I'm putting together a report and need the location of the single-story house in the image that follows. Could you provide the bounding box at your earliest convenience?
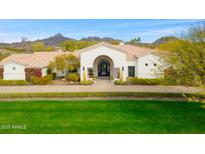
[0,42,163,81]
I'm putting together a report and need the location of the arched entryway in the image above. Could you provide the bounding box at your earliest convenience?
[93,55,114,77]
[98,59,110,77]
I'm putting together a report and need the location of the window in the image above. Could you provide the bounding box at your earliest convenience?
[145,63,148,66]
[128,66,135,77]
[154,63,157,66]
[13,67,16,70]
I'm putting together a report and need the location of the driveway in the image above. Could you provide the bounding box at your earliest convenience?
[0,79,204,94]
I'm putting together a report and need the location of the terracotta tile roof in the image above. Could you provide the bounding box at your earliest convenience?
[114,44,154,60]
[0,52,78,68]
[0,43,154,68]
[75,42,155,60]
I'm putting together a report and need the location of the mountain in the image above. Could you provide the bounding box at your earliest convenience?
[0,35,179,51]
[152,36,179,45]
[0,34,121,48]
[0,33,74,48]
[80,36,121,42]
[35,33,74,46]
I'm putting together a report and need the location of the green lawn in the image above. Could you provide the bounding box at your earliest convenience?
[0,100,205,134]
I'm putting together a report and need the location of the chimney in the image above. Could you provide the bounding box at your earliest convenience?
[119,41,125,45]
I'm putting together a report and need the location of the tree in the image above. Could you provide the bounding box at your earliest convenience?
[59,40,97,51]
[129,37,141,44]
[182,21,205,43]
[31,42,45,51]
[44,46,55,52]
[158,22,205,86]
[49,54,80,75]
[21,37,28,42]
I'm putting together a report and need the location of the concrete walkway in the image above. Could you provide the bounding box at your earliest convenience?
[0,79,204,94]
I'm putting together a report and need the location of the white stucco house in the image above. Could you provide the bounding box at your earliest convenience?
[0,42,163,81]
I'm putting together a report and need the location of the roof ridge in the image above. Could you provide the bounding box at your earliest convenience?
[75,42,127,54]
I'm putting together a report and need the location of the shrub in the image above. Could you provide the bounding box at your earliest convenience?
[66,73,79,82]
[92,77,97,81]
[83,69,87,82]
[80,80,93,85]
[47,68,52,74]
[119,69,123,81]
[162,79,178,85]
[114,80,128,85]
[51,72,57,79]
[130,78,163,85]
[0,92,204,99]
[31,74,53,85]
[0,80,27,86]
[110,75,114,80]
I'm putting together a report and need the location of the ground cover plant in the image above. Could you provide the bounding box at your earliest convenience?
[0,100,205,134]
[0,80,28,86]
[0,92,205,98]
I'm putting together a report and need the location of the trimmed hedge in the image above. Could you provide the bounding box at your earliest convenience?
[31,74,53,85]
[129,78,163,85]
[127,77,179,86]
[0,92,204,99]
[115,80,128,85]
[0,80,28,86]
[66,73,79,82]
[80,80,93,85]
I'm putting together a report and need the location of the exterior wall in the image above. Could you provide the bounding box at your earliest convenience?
[137,54,162,78]
[3,62,25,80]
[80,46,127,81]
[41,68,48,77]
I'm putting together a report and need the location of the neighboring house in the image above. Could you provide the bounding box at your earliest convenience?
[0,42,163,81]
[0,52,75,81]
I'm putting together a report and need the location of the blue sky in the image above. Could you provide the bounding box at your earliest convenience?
[0,19,203,43]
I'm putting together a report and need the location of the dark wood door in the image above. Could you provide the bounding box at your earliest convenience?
[98,60,110,76]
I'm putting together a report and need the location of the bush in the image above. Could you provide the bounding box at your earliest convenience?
[130,78,163,85]
[115,80,128,85]
[162,79,178,85]
[0,92,204,99]
[51,72,57,79]
[0,80,27,86]
[80,80,93,85]
[46,68,56,79]
[110,75,114,80]
[31,74,53,85]
[66,73,79,82]
[83,69,87,82]
[47,68,52,74]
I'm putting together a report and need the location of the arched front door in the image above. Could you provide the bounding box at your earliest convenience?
[98,59,110,76]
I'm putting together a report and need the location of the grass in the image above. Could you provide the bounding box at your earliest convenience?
[0,92,205,98]
[0,100,205,134]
